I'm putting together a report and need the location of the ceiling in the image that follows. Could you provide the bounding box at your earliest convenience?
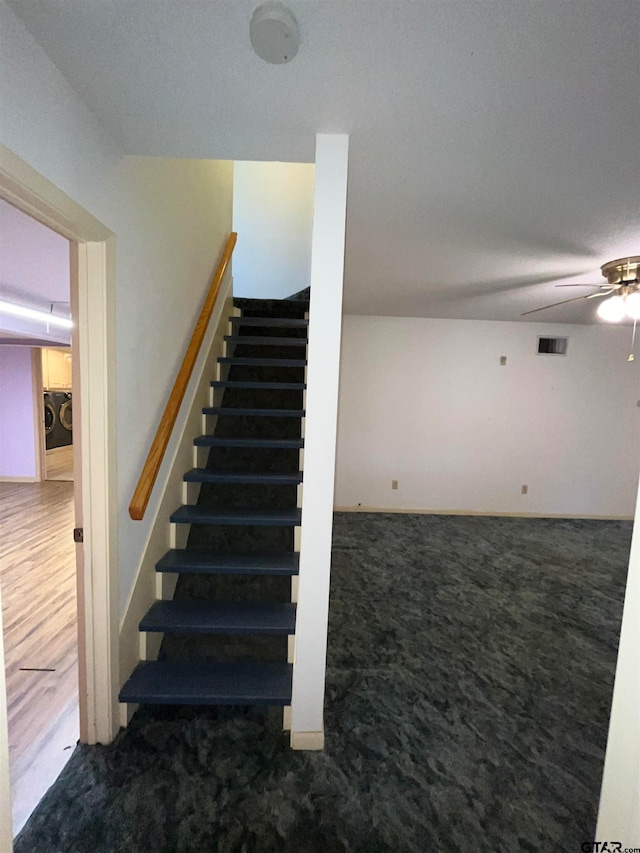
[7,0,640,323]
[0,198,71,344]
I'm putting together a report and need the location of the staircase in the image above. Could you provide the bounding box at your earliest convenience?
[119,296,308,710]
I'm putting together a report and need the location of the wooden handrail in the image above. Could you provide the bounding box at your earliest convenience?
[129,232,237,520]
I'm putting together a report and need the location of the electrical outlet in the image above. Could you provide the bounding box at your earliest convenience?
[392,480,398,490]
[500,356,507,366]
[521,484,528,495]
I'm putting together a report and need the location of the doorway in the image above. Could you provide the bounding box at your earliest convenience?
[0,144,119,840]
[0,200,78,833]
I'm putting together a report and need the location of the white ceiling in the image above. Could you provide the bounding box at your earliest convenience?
[7,0,640,323]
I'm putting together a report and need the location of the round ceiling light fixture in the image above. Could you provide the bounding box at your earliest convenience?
[250,2,300,64]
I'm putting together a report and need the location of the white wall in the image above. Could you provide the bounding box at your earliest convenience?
[0,346,37,480]
[335,316,639,517]
[597,472,640,844]
[232,161,314,300]
[291,134,349,746]
[0,1,234,615]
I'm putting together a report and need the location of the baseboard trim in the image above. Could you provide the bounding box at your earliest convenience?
[334,506,633,521]
[290,729,324,751]
[119,703,138,729]
[0,475,37,483]
[282,706,292,731]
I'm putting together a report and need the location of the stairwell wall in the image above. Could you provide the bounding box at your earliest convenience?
[232,161,315,300]
[0,1,234,617]
[335,316,639,517]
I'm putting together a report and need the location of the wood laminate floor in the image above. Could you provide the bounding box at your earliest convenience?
[45,445,74,481]
[0,480,79,835]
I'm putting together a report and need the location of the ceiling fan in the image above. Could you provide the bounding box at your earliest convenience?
[522,255,640,361]
[522,256,640,320]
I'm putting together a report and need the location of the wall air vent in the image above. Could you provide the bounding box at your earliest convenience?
[537,336,568,355]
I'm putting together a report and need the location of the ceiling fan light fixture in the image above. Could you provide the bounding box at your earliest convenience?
[597,295,626,323]
[624,291,640,321]
[0,298,73,329]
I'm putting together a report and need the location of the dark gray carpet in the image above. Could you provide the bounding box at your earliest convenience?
[15,513,631,852]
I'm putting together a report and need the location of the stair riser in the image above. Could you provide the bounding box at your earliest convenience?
[227,365,306,384]
[234,326,308,339]
[218,389,304,409]
[228,345,307,361]
[203,445,302,473]
[231,316,308,329]
[219,358,307,368]
[172,572,292,604]
[160,634,289,663]
[192,482,299,509]
[187,523,295,554]
[205,416,303,440]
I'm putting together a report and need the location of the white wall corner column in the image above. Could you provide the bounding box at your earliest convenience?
[290,133,349,749]
[596,472,640,845]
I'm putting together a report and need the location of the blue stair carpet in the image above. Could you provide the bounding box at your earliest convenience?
[119,661,293,705]
[155,549,299,575]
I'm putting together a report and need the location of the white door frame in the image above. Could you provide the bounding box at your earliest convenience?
[0,145,119,753]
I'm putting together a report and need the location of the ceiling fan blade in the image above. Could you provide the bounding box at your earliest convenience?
[522,289,616,316]
[521,294,594,316]
[586,289,616,299]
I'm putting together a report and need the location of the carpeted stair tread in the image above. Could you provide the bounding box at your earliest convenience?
[193,436,304,449]
[170,505,302,526]
[230,316,308,328]
[139,600,296,634]
[184,468,302,485]
[225,335,308,347]
[203,407,305,418]
[156,550,300,575]
[219,357,307,367]
[211,380,306,390]
[118,661,292,705]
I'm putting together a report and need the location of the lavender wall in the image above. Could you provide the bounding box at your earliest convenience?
[0,346,37,480]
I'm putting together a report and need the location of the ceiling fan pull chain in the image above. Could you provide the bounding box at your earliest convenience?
[629,319,637,363]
